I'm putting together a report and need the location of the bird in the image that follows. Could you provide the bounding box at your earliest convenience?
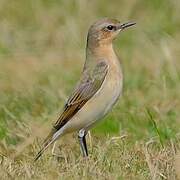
[34,18,136,161]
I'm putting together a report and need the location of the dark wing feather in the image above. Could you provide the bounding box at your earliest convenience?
[53,60,108,130]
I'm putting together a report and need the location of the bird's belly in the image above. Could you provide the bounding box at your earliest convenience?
[63,72,122,133]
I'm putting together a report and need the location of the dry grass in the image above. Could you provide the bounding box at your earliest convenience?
[0,135,179,179]
[0,0,180,179]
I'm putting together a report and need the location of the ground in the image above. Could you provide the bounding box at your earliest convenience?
[0,0,180,179]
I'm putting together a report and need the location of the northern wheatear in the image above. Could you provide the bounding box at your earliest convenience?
[34,18,135,161]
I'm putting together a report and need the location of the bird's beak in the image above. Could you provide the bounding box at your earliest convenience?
[117,22,136,30]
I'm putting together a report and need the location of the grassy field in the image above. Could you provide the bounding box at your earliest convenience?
[0,0,180,179]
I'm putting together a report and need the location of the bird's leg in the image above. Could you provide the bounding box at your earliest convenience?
[78,129,88,157]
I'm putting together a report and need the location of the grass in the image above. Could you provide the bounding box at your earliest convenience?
[0,0,180,179]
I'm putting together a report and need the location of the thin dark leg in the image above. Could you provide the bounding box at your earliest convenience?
[78,129,88,157]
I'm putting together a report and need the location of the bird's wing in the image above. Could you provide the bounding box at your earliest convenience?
[34,61,108,161]
[54,60,108,130]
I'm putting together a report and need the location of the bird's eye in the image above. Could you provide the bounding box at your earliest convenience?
[107,25,114,31]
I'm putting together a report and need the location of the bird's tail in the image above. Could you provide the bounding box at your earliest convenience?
[34,128,58,162]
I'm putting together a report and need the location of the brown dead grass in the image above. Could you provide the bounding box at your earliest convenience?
[0,134,179,180]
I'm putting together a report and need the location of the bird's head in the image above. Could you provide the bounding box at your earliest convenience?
[87,18,136,46]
